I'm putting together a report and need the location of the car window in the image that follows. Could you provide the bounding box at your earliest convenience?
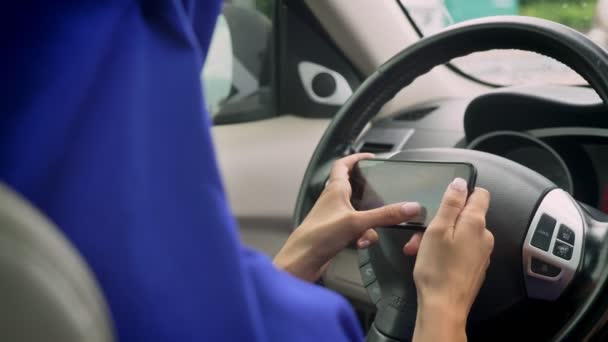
[202,0,275,123]
[203,0,362,124]
[401,0,607,85]
[203,14,233,114]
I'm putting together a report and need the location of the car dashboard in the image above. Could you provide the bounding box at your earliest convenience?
[331,84,608,321]
[356,85,608,213]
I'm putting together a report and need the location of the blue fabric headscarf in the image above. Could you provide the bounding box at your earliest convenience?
[2,1,363,341]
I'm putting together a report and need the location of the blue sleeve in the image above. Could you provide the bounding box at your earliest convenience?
[0,1,364,341]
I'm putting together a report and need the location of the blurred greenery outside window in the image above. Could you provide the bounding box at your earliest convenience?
[402,0,607,85]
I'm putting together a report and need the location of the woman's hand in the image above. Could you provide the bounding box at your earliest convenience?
[405,179,494,342]
[273,153,422,282]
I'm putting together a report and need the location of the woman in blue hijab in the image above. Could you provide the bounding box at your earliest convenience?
[3,1,493,341]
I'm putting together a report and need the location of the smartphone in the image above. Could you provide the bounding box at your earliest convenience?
[350,159,477,229]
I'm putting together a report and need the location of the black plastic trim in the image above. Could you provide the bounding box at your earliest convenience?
[464,88,608,140]
[276,0,363,118]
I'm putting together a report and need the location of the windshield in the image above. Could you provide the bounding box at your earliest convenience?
[400,0,607,85]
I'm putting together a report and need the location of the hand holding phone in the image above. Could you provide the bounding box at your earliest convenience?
[350,159,477,229]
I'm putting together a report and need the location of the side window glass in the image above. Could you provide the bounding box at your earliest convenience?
[202,14,233,115]
[202,1,275,124]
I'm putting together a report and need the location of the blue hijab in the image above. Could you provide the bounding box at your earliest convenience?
[2,1,363,341]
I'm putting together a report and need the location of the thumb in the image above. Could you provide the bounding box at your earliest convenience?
[353,202,422,233]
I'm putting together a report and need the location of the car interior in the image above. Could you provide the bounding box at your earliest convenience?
[5,0,608,341]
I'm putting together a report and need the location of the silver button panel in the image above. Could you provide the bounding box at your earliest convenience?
[522,189,585,300]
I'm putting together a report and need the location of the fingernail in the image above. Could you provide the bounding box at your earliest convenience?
[359,239,370,248]
[450,177,467,192]
[401,202,421,216]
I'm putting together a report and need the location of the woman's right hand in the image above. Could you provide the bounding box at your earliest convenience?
[405,178,494,342]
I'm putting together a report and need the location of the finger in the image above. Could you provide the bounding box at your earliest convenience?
[482,230,494,270]
[329,153,375,181]
[353,202,421,233]
[484,229,495,253]
[403,233,423,256]
[455,188,491,236]
[463,187,490,215]
[429,177,468,231]
[357,229,378,249]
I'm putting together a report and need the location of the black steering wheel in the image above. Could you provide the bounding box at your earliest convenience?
[294,16,608,341]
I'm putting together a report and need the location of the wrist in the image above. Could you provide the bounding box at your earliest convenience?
[413,301,467,342]
[273,240,322,282]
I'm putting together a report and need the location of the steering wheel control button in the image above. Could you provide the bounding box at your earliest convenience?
[530,214,557,251]
[367,281,382,304]
[553,241,573,260]
[523,189,584,301]
[360,263,376,286]
[557,224,575,245]
[530,257,561,278]
[358,248,370,266]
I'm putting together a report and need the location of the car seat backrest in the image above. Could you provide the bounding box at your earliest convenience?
[0,183,114,342]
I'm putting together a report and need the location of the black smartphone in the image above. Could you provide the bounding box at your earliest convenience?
[350,159,477,229]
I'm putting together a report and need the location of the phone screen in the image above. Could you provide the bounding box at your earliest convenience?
[350,159,476,227]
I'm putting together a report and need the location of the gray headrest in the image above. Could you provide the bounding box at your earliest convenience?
[0,183,114,342]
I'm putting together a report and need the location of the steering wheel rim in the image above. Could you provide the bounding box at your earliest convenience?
[294,16,608,341]
[295,16,608,225]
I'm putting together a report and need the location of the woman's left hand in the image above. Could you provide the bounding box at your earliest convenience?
[273,153,421,282]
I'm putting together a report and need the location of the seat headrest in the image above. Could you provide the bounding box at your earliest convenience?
[0,183,114,342]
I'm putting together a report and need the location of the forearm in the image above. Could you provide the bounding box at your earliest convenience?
[413,303,467,342]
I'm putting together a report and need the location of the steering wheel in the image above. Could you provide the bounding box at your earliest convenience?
[294,16,608,341]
